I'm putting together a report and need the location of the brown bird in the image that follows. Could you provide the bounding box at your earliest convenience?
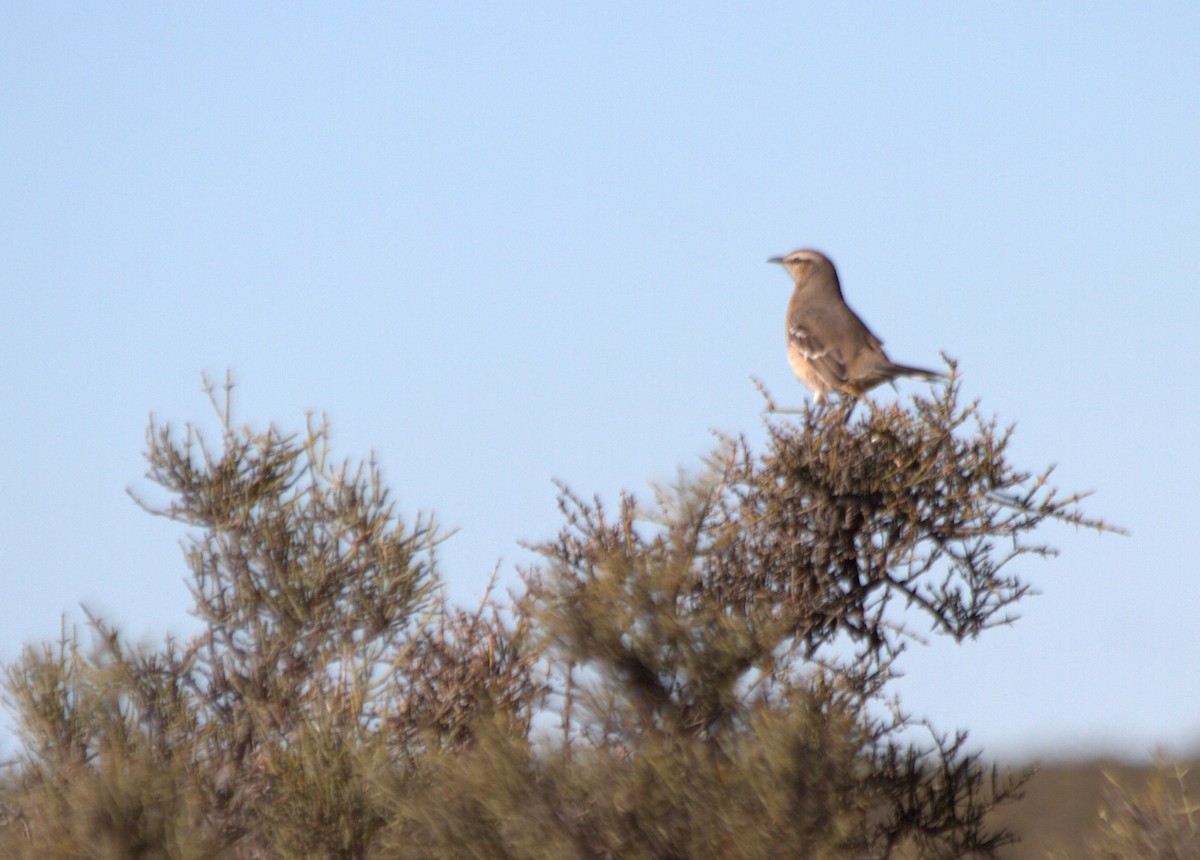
[769,249,943,402]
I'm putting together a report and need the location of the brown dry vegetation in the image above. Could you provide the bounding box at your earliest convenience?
[993,758,1200,859]
[1,371,1173,859]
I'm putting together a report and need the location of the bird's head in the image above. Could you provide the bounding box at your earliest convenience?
[768,249,837,288]
[768,248,831,272]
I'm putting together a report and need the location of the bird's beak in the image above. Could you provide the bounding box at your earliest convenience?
[767,256,784,265]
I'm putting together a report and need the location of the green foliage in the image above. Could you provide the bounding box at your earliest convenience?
[0,375,1121,858]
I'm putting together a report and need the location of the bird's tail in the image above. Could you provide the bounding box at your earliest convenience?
[887,362,945,381]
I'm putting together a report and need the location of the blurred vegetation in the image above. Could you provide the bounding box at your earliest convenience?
[995,759,1200,859]
[0,372,1164,859]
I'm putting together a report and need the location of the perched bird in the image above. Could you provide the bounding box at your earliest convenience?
[769,249,943,402]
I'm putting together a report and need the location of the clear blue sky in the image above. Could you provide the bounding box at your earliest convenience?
[2,3,1197,762]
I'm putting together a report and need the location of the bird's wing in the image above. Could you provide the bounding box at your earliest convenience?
[788,319,850,386]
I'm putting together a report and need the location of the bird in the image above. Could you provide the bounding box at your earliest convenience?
[768,249,943,403]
